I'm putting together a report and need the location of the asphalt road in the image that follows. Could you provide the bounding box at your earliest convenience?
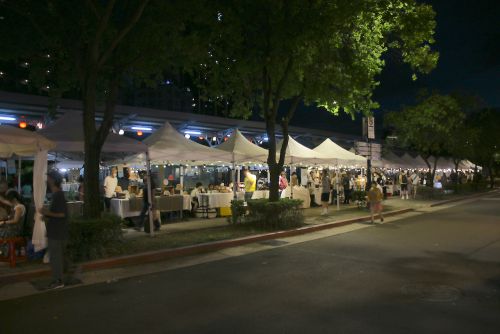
[1,195,500,334]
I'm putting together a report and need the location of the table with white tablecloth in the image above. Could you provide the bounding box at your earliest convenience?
[111,195,191,219]
[235,190,270,201]
[62,183,79,192]
[198,193,234,209]
[280,186,311,208]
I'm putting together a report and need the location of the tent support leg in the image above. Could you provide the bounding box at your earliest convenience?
[146,151,154,237]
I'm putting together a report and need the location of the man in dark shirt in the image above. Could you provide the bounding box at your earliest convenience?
[39,170,68,290]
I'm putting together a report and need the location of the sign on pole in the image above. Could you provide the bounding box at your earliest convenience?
[362,117,375,139]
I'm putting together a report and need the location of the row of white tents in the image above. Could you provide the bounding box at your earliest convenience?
[0,113,478,242]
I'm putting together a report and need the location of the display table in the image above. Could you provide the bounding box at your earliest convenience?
[198,193,233,209]
[280,186,311,208]
[111,195,191,219]
[234,190,269,201]
[252,190,270,199]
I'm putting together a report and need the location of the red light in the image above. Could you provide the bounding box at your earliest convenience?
[19,121,27,129]
[137,130,143,136]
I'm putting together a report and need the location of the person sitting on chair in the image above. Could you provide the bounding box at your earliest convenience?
[0,191,26,255]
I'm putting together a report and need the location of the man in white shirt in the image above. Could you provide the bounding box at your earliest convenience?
[103,168,118,211]
[410,171,420,199]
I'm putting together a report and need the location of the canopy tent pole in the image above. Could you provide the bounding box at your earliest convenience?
[17,157,22,192]
[180,165,184,190]
[336,166,340,211]
[145,151,155,237]
[236,165,241,189]
[232,153,237,199]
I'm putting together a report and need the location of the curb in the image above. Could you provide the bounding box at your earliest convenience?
[0,208,413,285]
[429,189,498,207]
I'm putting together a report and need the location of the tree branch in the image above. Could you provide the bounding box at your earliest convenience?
[95,0,117,48]
[98,0,150,67]
[86,0,101,19]
[1,3,49,43]
[96,72,120,148]
[271,56,294,116]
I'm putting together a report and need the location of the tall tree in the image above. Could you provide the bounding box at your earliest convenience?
[0,0,199,217]
[200,0,438,201]
[385,93,465,183]
[468,108,500,188]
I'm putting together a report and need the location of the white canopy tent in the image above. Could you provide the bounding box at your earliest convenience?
[313,138,367,167]
[140,122,231,164]
[39,112,147,155]
[0,125,56,252]
[276,136,331,165]
[216,129,268,164]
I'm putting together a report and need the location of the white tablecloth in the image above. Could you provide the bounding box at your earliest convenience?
[252,190,269,199]
[62,183,79,192]
[198,193,234,208]
[182,194,191,210]
[111,195,191,219]
[111,198,141,219]
[280,186,311,208]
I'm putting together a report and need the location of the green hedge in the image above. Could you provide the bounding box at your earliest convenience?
[67,213,123,262]
[416,186,445,200]
[229,200,246,224]
[443,182,488,194]
[246,198,304,230]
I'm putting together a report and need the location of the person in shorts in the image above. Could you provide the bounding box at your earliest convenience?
[367,182,384,224]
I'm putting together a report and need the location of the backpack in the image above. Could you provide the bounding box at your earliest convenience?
[402,175,408,184]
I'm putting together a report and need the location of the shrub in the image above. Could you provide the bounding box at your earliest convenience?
[351,190,367,202]
[246,198,304,230]
[444,182,488,194]
[416,186,445,200]
[67,213,123,262]
[229,200,246,224]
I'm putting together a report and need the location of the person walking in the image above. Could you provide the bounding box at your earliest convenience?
[399,171,409,200]
[367,182,384,224]
[320,169,331,215]
[243,169,256,201]
[39,171,68,290]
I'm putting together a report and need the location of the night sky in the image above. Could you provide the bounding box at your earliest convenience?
[291,0,500,137]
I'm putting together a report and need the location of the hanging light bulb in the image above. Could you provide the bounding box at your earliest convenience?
[137,130,143,136]
[19,121,27,129]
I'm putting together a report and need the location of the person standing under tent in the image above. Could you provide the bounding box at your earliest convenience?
[320,169,331,215]
[410,171,420,199]
[39,171,68,290]
[342,173,352,204]
[279,171,288,195]
[243,169,256,201]
[103,168,118,211]
[367,182,384,224]
[399,171,409,200]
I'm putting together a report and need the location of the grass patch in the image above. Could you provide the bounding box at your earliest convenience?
[105,224,275,258]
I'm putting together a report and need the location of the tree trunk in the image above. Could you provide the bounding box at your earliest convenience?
[83,142,102,218]
[82,70,102,219]
[487,165,494,189]
[266,115,280,202]
[431,156,439,186]
[454,159,460,186]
